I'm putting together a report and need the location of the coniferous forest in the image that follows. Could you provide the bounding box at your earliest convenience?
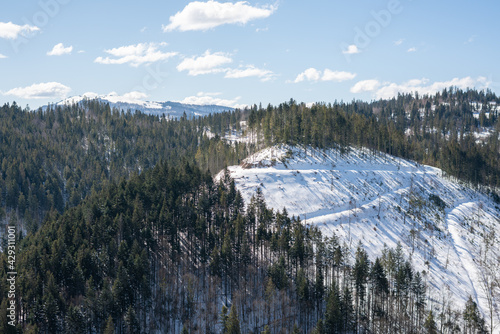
[0,88,499,333]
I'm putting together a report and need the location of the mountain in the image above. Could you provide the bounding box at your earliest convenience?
[43,93,235,118]
[220,144,500,327]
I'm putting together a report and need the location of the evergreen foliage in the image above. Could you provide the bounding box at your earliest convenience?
[0,89,498,332]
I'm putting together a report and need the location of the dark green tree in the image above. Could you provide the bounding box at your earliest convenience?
[225,304,241,334]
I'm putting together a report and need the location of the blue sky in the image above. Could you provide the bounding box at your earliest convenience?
[0,0,499,109]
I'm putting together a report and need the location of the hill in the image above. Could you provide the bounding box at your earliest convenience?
[222,144,500,329]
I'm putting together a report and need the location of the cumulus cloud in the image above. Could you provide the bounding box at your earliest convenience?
[0,54,7,59]
[342,44,359,54]
[0,21,39,39]
[177,50,232,75]
[95,42,177,67]
[293,68,322,83]
[177,50,274,81]
[293,68,356,83]
[103,91,150,104]
[163,1,276,32]
[3,82,71,100]
[350,79,381,93]
[47,43,73,56]
[373,76,490,100]
[322,69,357,82]
[178,92,246,108]
[407,47,417,52]
[394,39,404,46]
[224,65,274,81]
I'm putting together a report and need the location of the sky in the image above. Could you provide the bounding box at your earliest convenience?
[0,0,499,109]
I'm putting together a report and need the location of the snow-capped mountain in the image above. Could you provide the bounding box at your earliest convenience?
[221,144,500,328]
[43,93,234,118]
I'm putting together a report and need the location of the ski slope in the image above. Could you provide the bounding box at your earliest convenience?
[221,144,500,330]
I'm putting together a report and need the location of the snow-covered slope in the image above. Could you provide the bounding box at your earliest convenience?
[43,94,234,118]
[222,144,500,328]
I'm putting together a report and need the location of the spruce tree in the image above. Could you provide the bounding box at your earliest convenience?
[220,305,228,333]
[225,304,241,334]
[423,311,437,334]
[125,306,140,334]
[103,316,115,334]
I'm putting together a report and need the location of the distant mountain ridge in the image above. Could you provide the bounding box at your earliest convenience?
[43,94,235,118]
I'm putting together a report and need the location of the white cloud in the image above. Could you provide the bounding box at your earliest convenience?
[178,92,245,108]
[373,76,490,100]
[95,42,177,67]
[224,65,274,81]
[104,91,150,104]
[177,50,232,75]
[0,54,7,59]
[294,68,356,83]
[403,78,429,87]
[163,1,276,32]
[407,47,417,52]
[0,21,39,39]
[47,43,73,56]
[342,44,360,54]
[350,79,381,93]
[394,39,404,46]
[321,69,356,82]
[3,82,71,100]
[293,68,322,83]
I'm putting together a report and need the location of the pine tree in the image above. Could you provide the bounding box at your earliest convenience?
[125,305,140,334]
[103,316,115,334]
[66,305,85,334]
[423,311,437,334]
[463,296,488,334]
[353,244,370,329]
[341,286,355,332]
[225,304,241,334]
[220,305,228,333]
[312,319,325,334]
[325,284,342,333]
[291,323,302,334]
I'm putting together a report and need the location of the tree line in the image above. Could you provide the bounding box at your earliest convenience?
[0,163,488,333]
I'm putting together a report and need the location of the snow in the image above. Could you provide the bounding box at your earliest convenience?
[204,121,254,145]
[42,94,234,118]
[220,144,500,329]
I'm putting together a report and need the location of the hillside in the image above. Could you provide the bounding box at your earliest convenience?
[2,91,500,332]
[222,144,500,329]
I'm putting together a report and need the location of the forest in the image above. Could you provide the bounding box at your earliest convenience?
[0,88,498,333]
